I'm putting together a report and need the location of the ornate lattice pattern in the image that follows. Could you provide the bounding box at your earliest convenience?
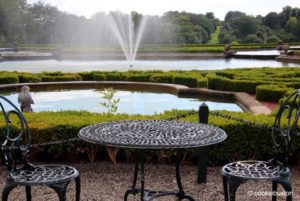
[11,165,78,185]
[79,120,227,149]
[222,161,289,180]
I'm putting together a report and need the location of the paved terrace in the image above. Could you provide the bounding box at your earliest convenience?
[1,162,299,200]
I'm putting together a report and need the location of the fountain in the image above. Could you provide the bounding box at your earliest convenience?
[107,12,147,67]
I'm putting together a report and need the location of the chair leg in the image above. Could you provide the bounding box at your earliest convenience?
[75,175,81,201]
[278,180,293,201]
[223,176,229,201]
[272,181,278,201]
[228,179,243,201]
[2,183,16,201]
[49,181,70,201]
[26,186,32,201]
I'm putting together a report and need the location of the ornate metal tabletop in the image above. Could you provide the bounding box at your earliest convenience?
[78,120,227,149]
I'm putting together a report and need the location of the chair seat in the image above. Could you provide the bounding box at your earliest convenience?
[10,164,79,185]
[222,160,290,180]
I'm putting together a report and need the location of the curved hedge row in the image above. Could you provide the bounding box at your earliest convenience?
[256,85,293,102]
[1,110,299,165]
[0,70,208,88]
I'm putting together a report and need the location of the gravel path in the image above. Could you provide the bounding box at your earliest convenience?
[0,162,299,201]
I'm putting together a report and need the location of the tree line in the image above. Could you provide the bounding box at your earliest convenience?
[0,0,299,45]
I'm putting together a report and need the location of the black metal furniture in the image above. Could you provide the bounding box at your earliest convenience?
[79,119,227,201]
[0,96,80,201]
[222,89,300,201]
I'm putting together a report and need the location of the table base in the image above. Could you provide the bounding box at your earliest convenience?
[124,150,195,201]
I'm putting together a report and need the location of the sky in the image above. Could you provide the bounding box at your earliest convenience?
[27,0,300,20]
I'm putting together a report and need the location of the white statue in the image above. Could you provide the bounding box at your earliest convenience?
[18,86,34,112]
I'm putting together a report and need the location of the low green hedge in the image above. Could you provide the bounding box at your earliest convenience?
[105,72,123,81]
[79,72,94,81]
[0,73,19,84]
[256,85,293,102]
[19,74,41,83]
[149,74,172,83]
[173,75,198,88]
[1,110,299,165]
[126,74,150,82]
[41,75,82,82]
[207,75,263,93]
[93,73,106,81]
[197,78,208,88]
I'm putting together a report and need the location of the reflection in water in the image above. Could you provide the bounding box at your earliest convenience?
[3,89,242,115]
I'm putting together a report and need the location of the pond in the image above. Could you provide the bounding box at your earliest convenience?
[0,58,298,72]
[3,89,243,114]
[234,50,280,55]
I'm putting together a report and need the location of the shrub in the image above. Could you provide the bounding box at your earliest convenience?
[197,78,208,88]
[256,85,290,102]
[105,72,123,81]
[173,76,198,88]
[41,75,82,82]
[1,110,299,165]
[0,73,19,84]
[79,72,94,81]
[126,74,150,82]
[93,73,106,81]
[207,75,263,93]
[149,74,172,83]
[19,74,41,83]
[41,76,55,82]
[42,71,64,76]
[54,75,82,81]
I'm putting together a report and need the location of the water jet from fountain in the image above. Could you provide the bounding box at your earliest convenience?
[108,12,147,68]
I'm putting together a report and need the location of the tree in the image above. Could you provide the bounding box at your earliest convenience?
[285,16,298,33]
[264,12,280,29]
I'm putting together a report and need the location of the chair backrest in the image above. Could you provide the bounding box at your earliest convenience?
[0,95,31,173]
[272,89,300,164]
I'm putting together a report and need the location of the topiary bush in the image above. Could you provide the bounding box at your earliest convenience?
[79,72,94,81]
[105,72,123,81]
[149,74,172,83]
[0,73,19,84]
[173,75,198,88]
[197,78,208,88]
[256,85,292,102]
[41,75,82,82]
[19,74,41,83]
[93,73,106,81]
[126,74,150,82]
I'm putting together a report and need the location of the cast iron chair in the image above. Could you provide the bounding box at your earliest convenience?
[0,96,80,201]
[222,89,300,201]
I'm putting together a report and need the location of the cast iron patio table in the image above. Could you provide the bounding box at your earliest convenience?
[78,120,227,201]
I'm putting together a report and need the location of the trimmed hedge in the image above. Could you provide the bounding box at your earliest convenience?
[197,78,208,88]
[1,110,299,165]
[19,74,41,83]
[105,72,123,81]
[41,75,82,82]
[173,75,198,88]
[256,85,292,102]
[0,73,19,84]
[149,74,172,83]
[125,74,150,82]
[207,75,264,93]
[93,73,106,81]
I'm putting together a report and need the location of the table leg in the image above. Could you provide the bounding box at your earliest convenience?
[176,150,195,201]
[124,150,195,201]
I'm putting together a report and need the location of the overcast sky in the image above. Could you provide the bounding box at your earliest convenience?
[27,0,300,20]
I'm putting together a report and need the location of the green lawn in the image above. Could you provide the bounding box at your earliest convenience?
[209,26,220,44]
